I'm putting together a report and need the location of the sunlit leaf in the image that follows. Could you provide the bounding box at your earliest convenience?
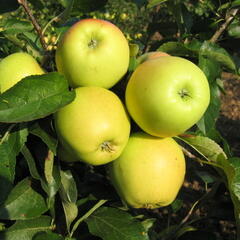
[0,72,75,123]
[0,178,48,220]
[0,216,52,240]
[0,124,28,204]
[85,207,149,240]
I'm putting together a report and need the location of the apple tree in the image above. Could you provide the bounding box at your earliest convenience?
[0,0,239,240]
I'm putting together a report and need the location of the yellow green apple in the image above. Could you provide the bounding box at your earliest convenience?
[0,52,44,93]
[108,132,186,208]
[125,56,210,137]
[54,86,131,166]
[55,18,130,89]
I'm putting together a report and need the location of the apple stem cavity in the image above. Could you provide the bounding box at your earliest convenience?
[88,39,98,49]
[178,88,191,100]
[100,141,115,153]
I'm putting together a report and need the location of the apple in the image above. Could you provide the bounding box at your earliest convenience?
[108,132,185,209]
[0,52,44,93]
[54,86,131,166]
[137,51,169,65]
[125,56,210,137]
[55,18,130,89]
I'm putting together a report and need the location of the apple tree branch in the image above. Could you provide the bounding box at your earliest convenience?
[17,0,48,51]
[210,8,239,43]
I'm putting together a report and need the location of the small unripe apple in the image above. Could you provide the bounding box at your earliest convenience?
[0,52,44,93]
[55,18,130,89]
[54,87,131,166]
[108,132,185,208]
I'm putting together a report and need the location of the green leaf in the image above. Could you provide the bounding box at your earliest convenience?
[21,145,41,180]
[33,231,64,240]
[0,0,19,14]
[206,129,232,158]
[184,136,240,233]
[54,0,74,25]
[41,164,61,220]
[197,54,222,134]
[128,44,139,72]
[195,171,217,185]
[19,32,42,58]
[177,135,240,231]
[27,0,44,9]
[197,82,221,134]
[175,226,197,239]
[232,0,240,7]
[57,0,72,8]
[228,19,240,38]
[141,218,156,232]
[73,0,107,12]
[199,41,236,72]
[0,72,75,123]
[147,0,167,8]
[2,19,33,34]
[62,201,78,233]
[59,170,78,233]
[198,55,221,83]
[70,199,106,237]
[60,170,78,203]
[133,0,147,7]
[171,199,183,213]
[0,178,48,220]
[0,216,52,240]
[158,41,199,57]
[29,121,57,155]
[225,157,240,231]
[85,207,149,240]
[177,135,227,164]
[165,1,192,35]
[0,124,28,204]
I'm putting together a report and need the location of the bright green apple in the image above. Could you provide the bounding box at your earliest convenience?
[108,132,186,209]
[125,56,210,137]
[0,52,44,93]
[54,86,131,166]
[55,18,130,89]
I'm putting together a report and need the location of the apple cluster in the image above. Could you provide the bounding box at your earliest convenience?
[0,18,210,209]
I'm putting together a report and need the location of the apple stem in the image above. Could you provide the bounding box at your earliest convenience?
[100,141,115,153]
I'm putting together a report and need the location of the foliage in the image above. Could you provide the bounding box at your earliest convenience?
[0,0,239,239]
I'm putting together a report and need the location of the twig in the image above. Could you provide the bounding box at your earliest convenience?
[180,199,199,226]
[17,0,48,51]
[69,199,107,238]
[0,124,16,144]
[210,8,239,43]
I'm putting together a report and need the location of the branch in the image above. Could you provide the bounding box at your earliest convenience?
[210,8,239,43]
[18,0,48,51]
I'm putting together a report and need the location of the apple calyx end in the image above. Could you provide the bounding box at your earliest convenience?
[100,141,115,153]
[178,88,191,99]
[88,39,98,49]
[141,203,159,209]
